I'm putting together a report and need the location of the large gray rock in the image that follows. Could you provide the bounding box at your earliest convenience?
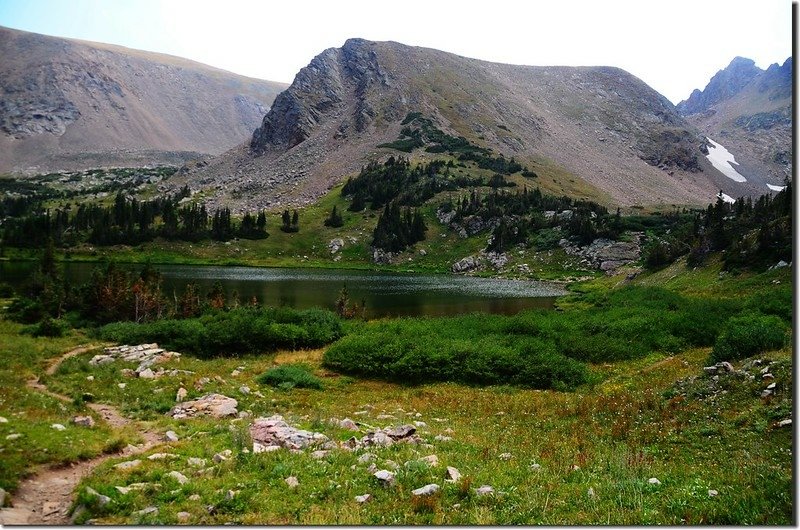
[452,255,482,273]
[249,415,328,450]
[168,394,238,419]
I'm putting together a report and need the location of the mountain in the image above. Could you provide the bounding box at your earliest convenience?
[677,56,792,192]
[176,38,749,211]
[0,26,288,173]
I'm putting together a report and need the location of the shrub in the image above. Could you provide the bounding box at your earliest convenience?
[98,307,342,357]
[257,363,323,390]
[25,316,69,337]
[709,314,789,363]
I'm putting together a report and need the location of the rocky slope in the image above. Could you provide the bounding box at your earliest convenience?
[176,38,749,211]
[677,57,792,192]
[0,26,287,173]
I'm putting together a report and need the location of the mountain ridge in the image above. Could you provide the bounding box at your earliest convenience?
[177,38,748,211]
[0,25,288,173]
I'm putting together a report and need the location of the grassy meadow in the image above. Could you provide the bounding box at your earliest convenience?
[0,259,791,524]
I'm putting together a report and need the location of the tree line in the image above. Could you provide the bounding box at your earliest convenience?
[0,190,271,248]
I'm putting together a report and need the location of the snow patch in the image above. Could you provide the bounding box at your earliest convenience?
[767,184,787,192]
[717,192,736,204]
[705,138,746,183]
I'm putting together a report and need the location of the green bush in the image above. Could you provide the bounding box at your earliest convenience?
[98,307,342,357]
[323,315,590,390]
[257,363,324,390]
[24,316,69,337]
[709,314,789,363]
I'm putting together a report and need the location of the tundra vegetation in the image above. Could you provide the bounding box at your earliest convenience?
[0,139,792,524]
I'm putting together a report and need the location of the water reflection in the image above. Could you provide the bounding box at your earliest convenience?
[1,262,566,318]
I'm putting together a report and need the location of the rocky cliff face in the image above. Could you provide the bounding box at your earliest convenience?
[0,26,288,173]
[677,57,762,116]
[677,56,792,191]
[176,38,754,212]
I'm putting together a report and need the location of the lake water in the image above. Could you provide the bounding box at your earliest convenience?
[0,261,566,318]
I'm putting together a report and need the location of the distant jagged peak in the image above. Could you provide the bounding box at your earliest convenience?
[677,56,763,116]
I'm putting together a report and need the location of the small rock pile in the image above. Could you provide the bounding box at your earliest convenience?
[90,344,183,379]
[168,394,239,419]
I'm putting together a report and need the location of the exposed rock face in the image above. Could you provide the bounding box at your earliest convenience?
[677,57,763,116]
[559,235,642,272]
[168,394,238,419]
[0,26,287,173]
[178,38,731,211]
[677,56,792,190]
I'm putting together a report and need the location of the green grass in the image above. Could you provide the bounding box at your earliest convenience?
[257,363,324,390]
[0,260,792,523]
[0,318,127,491]
[50,343,792,525]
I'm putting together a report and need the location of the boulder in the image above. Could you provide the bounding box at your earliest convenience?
[285,476,299,489]
[168,471,189,485]
[114,459,142,471]
[51,423,66,431]
[168,394,238,419]
[249,415,328,450]
[386,425,416,439]
[475,485,495,496]
[421,455,439,467]
[72,415,95,428]
[412,484,440,496]
[648,477,661,485]
[165,431,179,442]
[339,418,359,431]
[355,493,371,504]
[176,388,187,402]
[445,466,462,483]
[86,487,110,507]
[373,470,395,486]
[187,457,206,468]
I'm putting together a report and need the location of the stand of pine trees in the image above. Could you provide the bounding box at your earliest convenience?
[371,202,427,252]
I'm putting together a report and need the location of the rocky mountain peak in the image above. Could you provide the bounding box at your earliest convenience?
[677,56,763,115]
[250,38,395,154]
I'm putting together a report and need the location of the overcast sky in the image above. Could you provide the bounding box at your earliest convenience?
[0,0,792,104]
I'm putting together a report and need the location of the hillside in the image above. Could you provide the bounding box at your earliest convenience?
[176,38,749,211]
[677,57,792,192]
[0,26,288,173]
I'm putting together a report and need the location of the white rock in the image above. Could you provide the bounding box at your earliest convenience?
[373,470,396,486]
[475,485,494,496]
[168,471,189,485]
[530,463,541,471]
[176,511,191,523]
[225,490,237,500]
[412,484,440,496]
[498,452,512,460]
[86,486,111,507]
[139,368,155,379]
[285,476,299,489]
[355,493,371,503]
[188,494,201,501]
[778,419,792,428]
[114,459,142,470]
[118,383,126,389]
[86,376,94,381]
[147,453,176,461]
[339,418,359,431]
[358,453,377,463]
[51,423,66,431]
[434,435,453,442]
[587,487,596,498]
[165,430,179,442]
[708,489,719,497]
[187,457,206,467]
[413,421,427,428]
[253,442,281,454]
[134,506,158,517]
[445,466,462,483]
[212,452,228,463]
[239,386,250,395]
[0,417,7,423]
[648,477,661,485]
[176,388,187,402]
[421,454,439,467]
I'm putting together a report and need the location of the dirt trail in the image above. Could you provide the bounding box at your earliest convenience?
[0,345,163,525]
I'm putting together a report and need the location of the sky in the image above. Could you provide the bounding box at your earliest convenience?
[0,0,792,104]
